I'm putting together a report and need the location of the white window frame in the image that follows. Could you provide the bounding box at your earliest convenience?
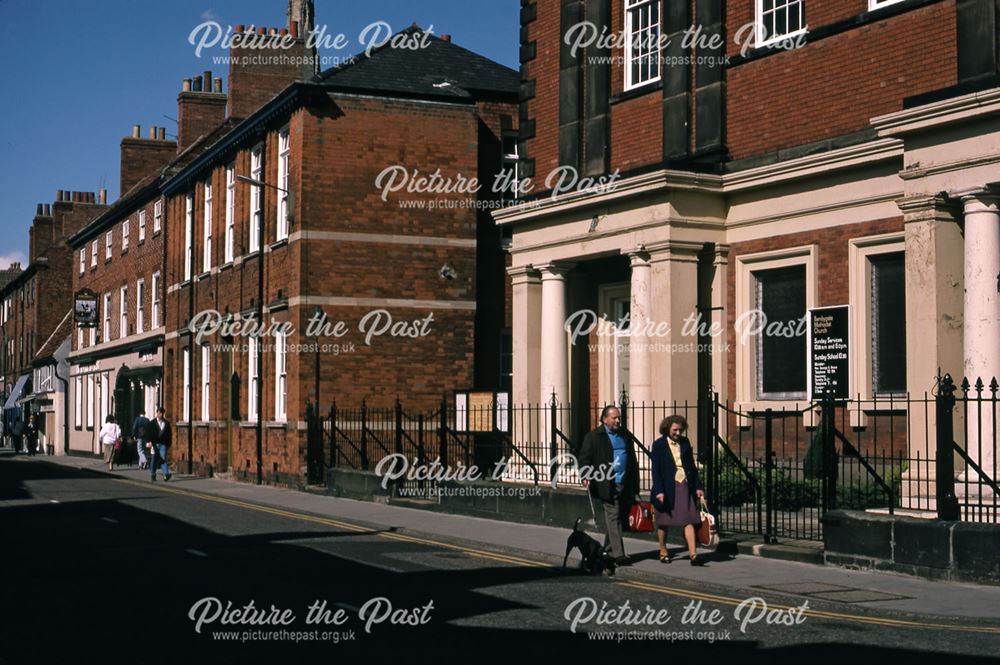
[735,245,818,418]
[136,278,145,334]
[201,344,211,421]
[79,249,85,275]
[869,0,905,9]
[624,0,661,90]
[91,240,98,267]
[848,233,906,425]
[102,292,112,342]
[139,209,146,242]
[182,347,191,422]
[90,326,96,347]
[225,164,235,263]
[203,180,213,272]
[755,0,807,48]
[122,219,130,252]
[248,335,259,422]
[276,128,290,241]
[274,331,287,421]
[151,272,161,329]
[249,146,263,252]
[153,199,162,233]
[119,284,128,338]
[77,327,83,349]
[105,230,113,260]
[184,192,194,281]
[75,376,82,428]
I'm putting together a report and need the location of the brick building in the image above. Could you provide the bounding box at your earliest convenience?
[160,23,518,484]
[1,191,108,449]
[498,0,1000,501]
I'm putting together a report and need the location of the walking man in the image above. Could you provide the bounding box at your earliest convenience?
[150,406,172,482]
[579,406,639,565]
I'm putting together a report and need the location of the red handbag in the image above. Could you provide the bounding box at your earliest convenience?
[627,501,655,533]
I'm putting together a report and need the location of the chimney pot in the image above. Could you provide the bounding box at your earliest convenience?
[203,71,211,91]
[213,77,223,93]
[149,126,157,139]
[279,27,288,36]
[182,78,192,92]
[99,189,107,205]
[236,24,244,33]
[36,204,43,216]
[45,204,50,216]
[159,127,166,140]
[290,21,299,38]
[192,76,203,92]
[56,189,64,201]
[441,34,451,42]
[258,26,266,35]
[132,124,141,139]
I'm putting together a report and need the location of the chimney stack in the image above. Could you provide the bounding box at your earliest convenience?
[99,188,107,205]
[120,122,177,194]
[177,68,227,152]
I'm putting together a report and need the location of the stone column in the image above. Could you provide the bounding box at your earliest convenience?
[625,247,652,409]
[646,241,702,444]
[538,263,571,407]
[710,244,730,407]
[507,265,542,406]
[897,194,964,508]
[956,187,1000,487]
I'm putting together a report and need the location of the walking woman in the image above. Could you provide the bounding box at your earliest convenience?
[650,415,706,566]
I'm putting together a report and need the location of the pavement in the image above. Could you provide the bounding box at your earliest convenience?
[34,453,1000,621]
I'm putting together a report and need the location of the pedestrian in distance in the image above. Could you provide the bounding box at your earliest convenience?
[150,406,172,482]
[579,405,640,566]
[133,412,151,470]
[650,415,706,566]
[99,415,122,471]
[25,413,39,457]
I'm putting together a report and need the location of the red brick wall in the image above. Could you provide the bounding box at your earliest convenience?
[726,0,956,160]
[227,33,311,119]
[165,93,506,483]
[72,196,165,351]
[525,0,958,172]
[725,216,905,406]
[177,91,227,152]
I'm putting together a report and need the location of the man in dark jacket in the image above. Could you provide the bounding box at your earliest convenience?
[579,406,639,564]
[150,406,172,482]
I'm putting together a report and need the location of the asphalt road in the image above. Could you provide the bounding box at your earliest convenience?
[2,458,999,664]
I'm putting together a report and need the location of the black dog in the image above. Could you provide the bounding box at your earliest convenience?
[563,518,616,576]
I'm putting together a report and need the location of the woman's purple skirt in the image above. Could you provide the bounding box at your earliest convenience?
[654,481,701,527]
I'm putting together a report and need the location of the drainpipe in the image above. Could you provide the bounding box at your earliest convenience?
[53,361,69,455]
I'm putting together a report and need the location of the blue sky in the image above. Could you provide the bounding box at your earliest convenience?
[0,0,518,268]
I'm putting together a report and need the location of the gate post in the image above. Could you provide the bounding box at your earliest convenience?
[305,401,318,484]
[764,408,776,544]
[549,391,558,485]
[439,395,448,470]
[328,402,337,469]
[705,387,718,509]
[821,390,837,513]
[936,374,960,520]
[360,399,369,471]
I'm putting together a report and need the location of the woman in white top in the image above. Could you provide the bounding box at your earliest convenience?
[99,415,122,471]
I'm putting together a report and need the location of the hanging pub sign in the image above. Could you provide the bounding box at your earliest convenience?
[807,305,850,400]
[74,289,99,328]
[454,390,510,433]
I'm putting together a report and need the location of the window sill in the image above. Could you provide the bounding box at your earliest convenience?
[610,80,662,106]
[220,262,234,272]
[266,421,287,429]
[194,421,210,428]
[198,271,211,279]
[270,238,289,250]
[245,249,261,259]
[121,249,128,256]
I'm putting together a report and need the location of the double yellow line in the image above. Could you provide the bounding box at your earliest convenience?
[119,477,1000,634]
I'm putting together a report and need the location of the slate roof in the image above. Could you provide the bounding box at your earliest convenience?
[315,27,518,101]
[33,310,72,364]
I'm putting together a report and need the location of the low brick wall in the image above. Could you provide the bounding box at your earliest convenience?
[822,510,1000,586]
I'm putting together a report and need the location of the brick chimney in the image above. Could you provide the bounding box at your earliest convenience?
[29,203,55,263]
[49,190,109,241]
[227,1,317,118]
[177,70,228,152]
[120,125,177,195]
